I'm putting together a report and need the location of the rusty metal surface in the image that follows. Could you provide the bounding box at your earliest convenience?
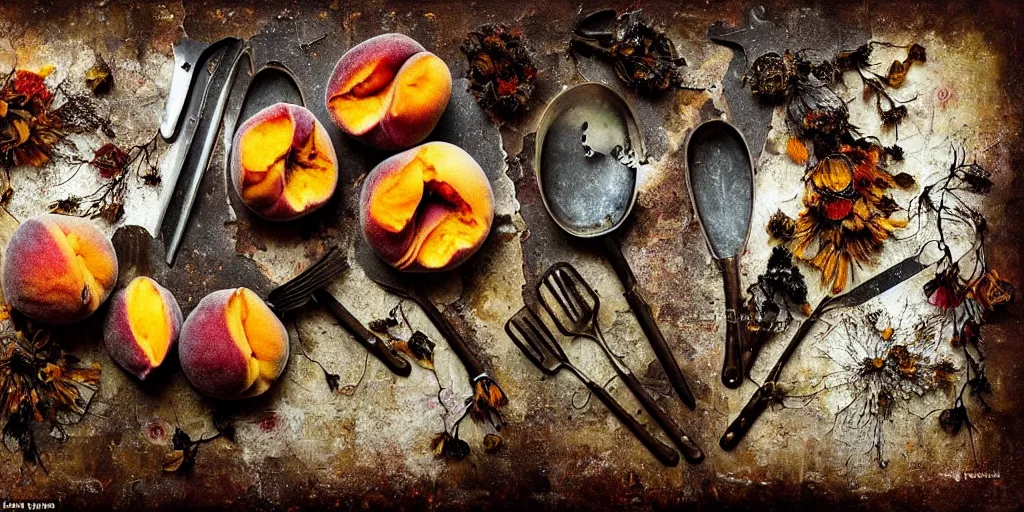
[0,0,1022,510]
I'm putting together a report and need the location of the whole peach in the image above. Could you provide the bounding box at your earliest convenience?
[230,102,339,221]
[326,33,452,150]
[178,288,289,400]
[103,276,183,380]
[360,141,494,271]
[1,214,118,324]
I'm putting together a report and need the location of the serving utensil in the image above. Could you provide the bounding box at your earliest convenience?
[538,262,704,463]
[685,119,755,389]
[719,245,939,450]
[535,82,696,409]
[505,305,680,467]
[266,247,411,377]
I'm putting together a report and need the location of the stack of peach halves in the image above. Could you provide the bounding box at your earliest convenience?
[1,214,290,400]
[232,33,495,272]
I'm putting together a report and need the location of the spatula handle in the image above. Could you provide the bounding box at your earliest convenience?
[602,236,696,410]
[587,380,680,467]
[312,289,412,377]
[720,256,745,389]
[618,370,704,463]
[414,294,488,381]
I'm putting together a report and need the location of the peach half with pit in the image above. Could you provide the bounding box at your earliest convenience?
[360,141,494,271]
[178,288,289,400]
[1,214,118,324]
[103,276,183,381]
[230,103,338,221]
[326,33,452,150]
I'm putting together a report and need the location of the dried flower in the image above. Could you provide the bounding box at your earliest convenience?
[767,209,796,242]
[570,9,685,94]
[969,270,1014,312]
[470,376,507,427]
[461,24,537,118]
[430,431,470,461]
[85,57,113,95]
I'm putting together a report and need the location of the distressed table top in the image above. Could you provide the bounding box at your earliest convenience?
[0,1,1022,510]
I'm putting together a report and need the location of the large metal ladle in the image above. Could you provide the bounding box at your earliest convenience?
[535,82,696,409]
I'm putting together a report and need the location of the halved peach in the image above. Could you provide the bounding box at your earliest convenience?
[178,288,289,400]
[1,214,118,324]
[103,276,183,380]
[360,141,494,271]
[326,33,452,150]
[230,103,338,221]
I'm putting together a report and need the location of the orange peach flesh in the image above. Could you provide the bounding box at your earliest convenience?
[50,223,114,315]
[125,277,171,366]
[329,53,448,136]
[225,288,289,392]
[238,112,335,212]
[368,144,491,270]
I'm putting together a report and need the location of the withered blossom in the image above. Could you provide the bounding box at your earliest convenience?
[461,24,537,118]
[570,9,686,94]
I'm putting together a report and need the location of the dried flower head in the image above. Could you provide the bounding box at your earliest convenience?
[461,24,537,118]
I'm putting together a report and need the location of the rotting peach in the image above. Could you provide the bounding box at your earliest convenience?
[103,276,183,381]
[230,103,338,221]
[1,214,118,324]
[360,141,494,271]
[178,288,289,400]
[325,33,452,150]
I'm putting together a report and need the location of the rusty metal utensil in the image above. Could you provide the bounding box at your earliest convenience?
[505,305,680,467]
[538,262,704,463]
[535,82,696,409]
[685,119,755,389]
[719,244,940,450]
[266,247,411,377]
[355,240,501,395]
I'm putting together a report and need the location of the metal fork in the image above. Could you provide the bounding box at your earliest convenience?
[505,305,680,467]
[266,247,411,377]
[538,262,704,463]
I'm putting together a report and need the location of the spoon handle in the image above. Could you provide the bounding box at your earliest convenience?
[586,379,680,467]
[602,236,696,409]
[720,256,745,389]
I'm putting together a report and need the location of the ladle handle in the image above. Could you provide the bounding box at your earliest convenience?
[312,289,412,377]
[720,256,745,389]
[587,379,680,467]
[414,293,488,383]
[601,236,696,410]
[617,369,705,463]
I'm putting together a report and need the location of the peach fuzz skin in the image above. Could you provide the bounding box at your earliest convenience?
[178,288,289,400]
[1,214,118,325]
[360,141,494,272]
[103,276,183,381]
[325,33,452,150]
[230,103,338,221]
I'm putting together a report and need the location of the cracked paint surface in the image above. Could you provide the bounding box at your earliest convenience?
[0,1,1021,510]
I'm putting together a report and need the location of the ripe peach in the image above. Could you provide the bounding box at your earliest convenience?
[326,33,452,150]
[178,288,289,400]
[230,103,339,221]
[103,276,183,380]
[1,214,117,324]
[360,141,494,271]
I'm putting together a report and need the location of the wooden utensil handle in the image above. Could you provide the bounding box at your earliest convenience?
[602,236,697,410]
[587,380,680,467]
[312,289,412,377]
[618,370,704,463]
[415,294,488,381]
[719,384,771,451]
[721,256,745,389]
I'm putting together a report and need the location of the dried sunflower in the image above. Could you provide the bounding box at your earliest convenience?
[791,150,907,294]
[0,70,62,169]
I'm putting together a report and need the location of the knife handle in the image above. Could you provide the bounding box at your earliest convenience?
[587,379,679,467]
[602,236,697,410]
[618,370,704,463]
[719,384,772,451]
[312,289,412,377]
[720,256,745,389]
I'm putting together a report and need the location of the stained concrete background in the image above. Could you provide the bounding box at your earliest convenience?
[0,0,1022,510]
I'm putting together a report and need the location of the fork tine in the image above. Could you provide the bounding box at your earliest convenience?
[541,266,581,323]
[269,248,348,310]
[505,308,549,369]
[524,306,568,362]
[550,268,582,320]
[555,265,594,319]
